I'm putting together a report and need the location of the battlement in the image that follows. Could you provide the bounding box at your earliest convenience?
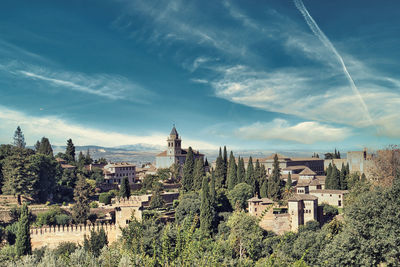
[30,223,117,236]
[113,195,150,206]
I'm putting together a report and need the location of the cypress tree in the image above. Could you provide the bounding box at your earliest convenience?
[182,147,195,192]
[287,173,292,189]
[254,159,261,196]
[260,180,268,198]
[215,148,225,188]
[193,158,205,190]
[246,157,256,194]
[340,163,348,190]
[65,139,76,163]
[150,183,165,209]
[120,177,131,198]
[13,126,26,149]
[325,163,333,189]
[209,171,216,207]
[200,176,213,235]
[227,151,237,190]
[15,203,31,256]
[268,154,281,200]
[236,157,246,184]
[223,146,228,180]
[72,174,91,224]
[329,165,340,189]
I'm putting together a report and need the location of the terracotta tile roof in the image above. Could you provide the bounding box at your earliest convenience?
[248,197,274,204]
[309,189,349,194]
[283,165,307,171]
[299,167,316,176]
[288,194,318,201]
[265,153,290,160]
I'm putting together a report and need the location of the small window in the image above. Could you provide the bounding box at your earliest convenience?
[255,208,257,212]
[339,195,341,198]
[338,200,342,207]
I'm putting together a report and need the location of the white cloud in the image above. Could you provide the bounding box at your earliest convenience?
[236,119,351,144]
[0,105,218,150]
[0,62,151,102]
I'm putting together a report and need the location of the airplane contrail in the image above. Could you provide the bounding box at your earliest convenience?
[294,0,373,125]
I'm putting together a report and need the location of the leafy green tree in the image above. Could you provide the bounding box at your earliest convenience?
[84,229,108,257]
[227,151,237,190]
[119,177,131,198]
[15,203,31,256]
[320,179,400,266]
[71,174,92,223]
[36,137,53,156]
[193,158,205,190]
[13,126,26,149]
[2,151,38,200]
[227,211,264,260]
[149,182,164,209]
[215,148,225,188]
[228,183,253,210]
[182,147,195,192]
[268,154,281,200]
[237,156,246,184]
[30,154,59,203]
[175,192,200,223]
[157,168,171,181]
[200,177,213,235]
[65,139,76,163]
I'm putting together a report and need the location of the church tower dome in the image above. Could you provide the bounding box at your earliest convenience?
[167,125,181,156]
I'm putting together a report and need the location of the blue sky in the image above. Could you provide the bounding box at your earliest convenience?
[0,0,399,152]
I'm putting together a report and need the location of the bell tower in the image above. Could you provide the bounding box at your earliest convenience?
[167,125,181,156]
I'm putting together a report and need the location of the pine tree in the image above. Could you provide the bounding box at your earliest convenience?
[215,148,225,188]
[65,139,76,163]
[2,151,38,199]
[200,176,213,235]
[236,157,245,184]
[120,177,131,198]
[37,137,53,156]
[227,151,237,190]
[193,158,205,190]
[34,140,41,152]
[13,126,26,149]
[72,174,92,224]
[268,154,281,200]
[78,151,85,167]
[182,147,195,192]
[15,203,31,256]
[85,149,93,165]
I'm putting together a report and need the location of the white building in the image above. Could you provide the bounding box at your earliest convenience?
[103,162,136,184]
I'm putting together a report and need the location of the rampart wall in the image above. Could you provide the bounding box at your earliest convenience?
[30,223,119,249]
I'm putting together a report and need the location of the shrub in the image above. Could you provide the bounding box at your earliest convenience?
[90,202,99,208]
[99,193,112,205]
[55,214,71,225]
[54,242,77,257]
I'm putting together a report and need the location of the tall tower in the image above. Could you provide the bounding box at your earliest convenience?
[167,125,181,156]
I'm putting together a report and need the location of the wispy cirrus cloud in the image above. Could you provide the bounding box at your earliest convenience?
[236,119,351,144]
[0,61,152,102]
[0,105,218,149]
